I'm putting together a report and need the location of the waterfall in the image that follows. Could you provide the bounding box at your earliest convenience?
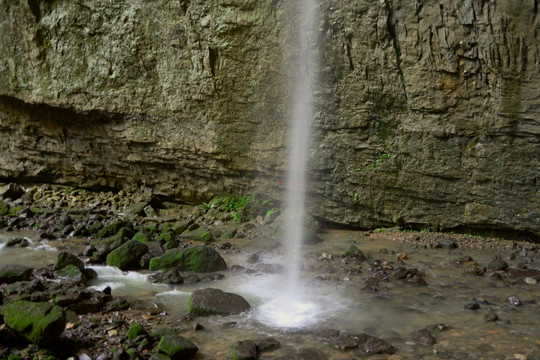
[283,0,318,293]
[254,0,320,329]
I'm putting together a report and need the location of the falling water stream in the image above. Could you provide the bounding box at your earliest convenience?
[252,0,321,329]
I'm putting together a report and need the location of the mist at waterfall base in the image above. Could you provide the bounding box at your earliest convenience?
[251,0,322,329]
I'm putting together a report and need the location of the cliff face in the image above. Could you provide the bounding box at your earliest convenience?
[1,0,539,237]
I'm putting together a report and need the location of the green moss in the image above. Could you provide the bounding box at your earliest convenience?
[149,249,183,271]
[87,221,103,235]
[157,335,198,359]
[132,230,151,243]
[55,264,84,281]
[181,227,211,242]
[0,200,9,216]
[3,300,66,346]
[126,322,148,341]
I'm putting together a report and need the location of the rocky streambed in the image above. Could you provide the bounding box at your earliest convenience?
[0,183,539,360]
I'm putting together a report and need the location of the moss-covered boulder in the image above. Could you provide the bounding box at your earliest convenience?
[0,200,9,216]
[0,264,33,284]
[106,240,148,270]
[54,264,87,283]
[126,322,150,341]
[172,219,193,235]
[149,249,183,271]
[157,334,198,360]
[132,229,152,243]
[95,221,133,238]
[55,251,85,271]
[3,300,66,346]
[182,246,227,272]
[92,231,130,262]
[149,246,227,272]
[232,340,258,360]
[188,288,251,316]
[180,227,212,242]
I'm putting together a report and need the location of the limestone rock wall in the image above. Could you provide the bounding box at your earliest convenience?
[0,0,538,237]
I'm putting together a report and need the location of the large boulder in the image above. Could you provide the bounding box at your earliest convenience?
[0,264,33,284]
[181,246,227,272]
[3,300,66,346]
[106,240,148,270]
[54,264,88,283]
[188,288,251,316]
[157,334,198,360]
[92,231,130,262]
[149,246,227,272]
[55,251,85,271]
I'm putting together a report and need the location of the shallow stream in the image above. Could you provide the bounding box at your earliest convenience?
[1,230,539,359]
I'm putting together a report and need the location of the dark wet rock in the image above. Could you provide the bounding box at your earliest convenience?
[106,239,148,270]
[506,296,521,306]
[0,264,33,284]
[255,263,284,274]
[488,258,509,271]
[87,221,104,235]
[330,334,359,351]
[62,224,75,236]
[157,334,198,360]
[55,264,87,283]
[5,237,29,247]
[462,261,485,276]
[230,265,246,272]
[372,269,390,281]
[451,256,474,266]
[485,309,499,322]
[55,251,85,271]
[172,219,194,235]
[181,227,212,242]
[3,300,66,347]
[507,268,540,278]
[464,302,480,310]
[1,183,25,200]
[254,337,280,352]
[188,288,251,316]
[149,270,184,285]
[72,224,89,237]
[92,233,129,262]
[358,336,398,355]
[361,277,379,293]
[434,237,458,249]
[344,245,366,262]
[410,328,436,345]
[489,272,504,280]
[222,322,237,329]
[232,340,258,360]
[394,267,428,285]
[149,246,227,272]
[139,241,165,268]
[246,253,260,264]
[95,221,133,238]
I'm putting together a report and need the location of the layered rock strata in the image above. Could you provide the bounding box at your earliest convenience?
[0,0,538,237]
